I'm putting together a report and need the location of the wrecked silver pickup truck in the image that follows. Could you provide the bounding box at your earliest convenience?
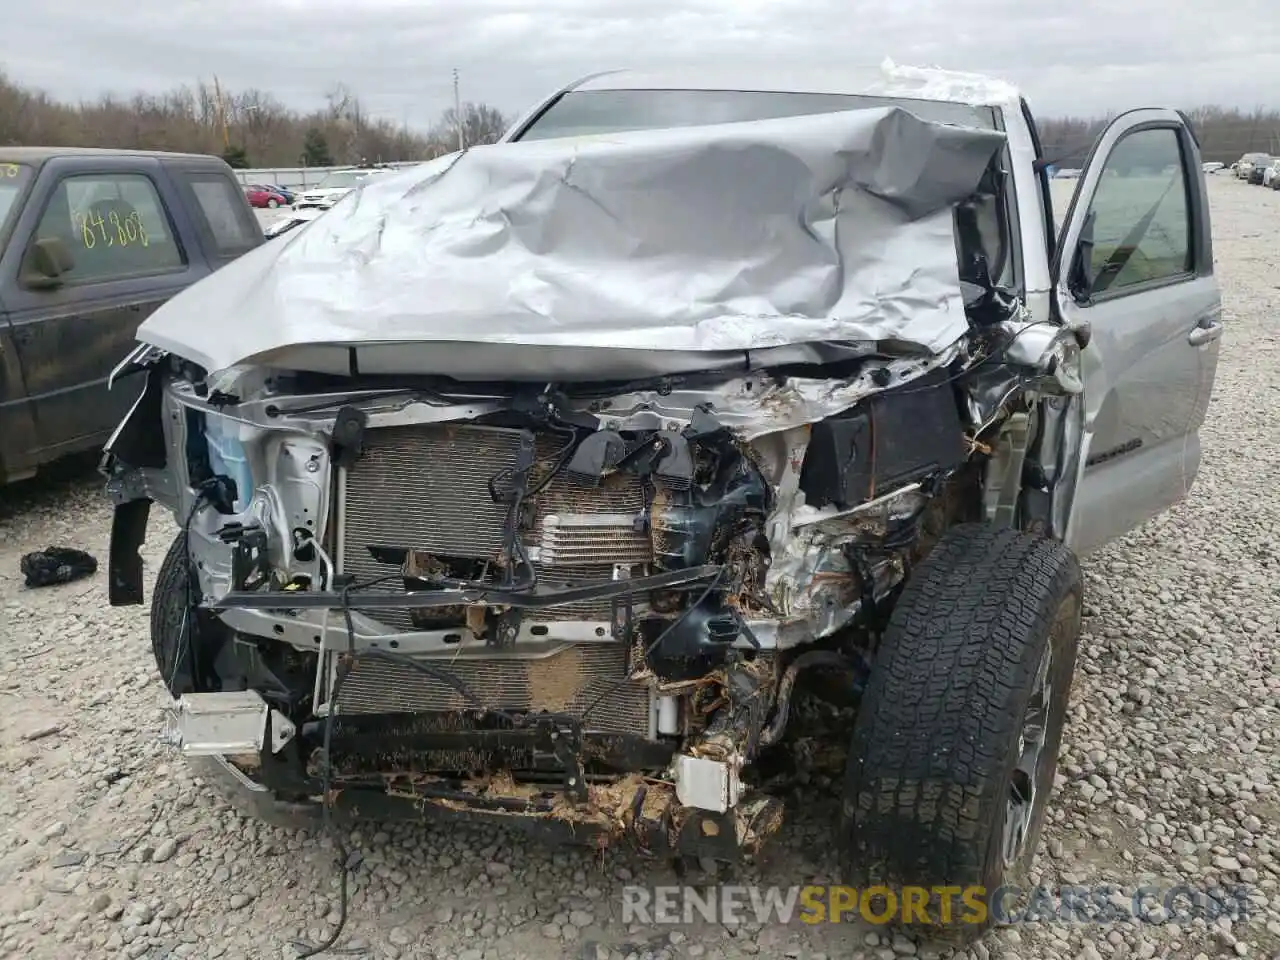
[103,63,1221,939]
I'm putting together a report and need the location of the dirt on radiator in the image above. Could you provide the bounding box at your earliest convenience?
[524,644,586,711]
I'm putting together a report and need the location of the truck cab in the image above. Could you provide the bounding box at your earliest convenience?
[0,148,263,484]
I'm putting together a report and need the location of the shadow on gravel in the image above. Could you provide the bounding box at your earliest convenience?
[0,452,106,523]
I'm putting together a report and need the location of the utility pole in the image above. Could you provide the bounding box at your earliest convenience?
[453,68,465,151]
[213,75,230,149]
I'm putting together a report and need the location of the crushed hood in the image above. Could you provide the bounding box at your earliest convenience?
[139,105,1006,380]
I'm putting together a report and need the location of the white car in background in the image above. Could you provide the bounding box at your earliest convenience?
[294,169,385,210]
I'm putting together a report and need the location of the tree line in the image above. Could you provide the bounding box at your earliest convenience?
[1039,107,1280,167]
[0,70,509,168]
[3,69,1278,169]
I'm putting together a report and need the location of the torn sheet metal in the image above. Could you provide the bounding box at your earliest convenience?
[138,107,1005,380]
[859,59,1051,302]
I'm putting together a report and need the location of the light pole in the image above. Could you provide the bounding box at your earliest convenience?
[453,68,465,152]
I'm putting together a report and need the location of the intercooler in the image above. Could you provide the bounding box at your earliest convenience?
[334,423,655,733]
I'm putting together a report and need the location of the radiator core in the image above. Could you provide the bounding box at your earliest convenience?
[337,422,654,690]
[340,424,651,628]
[337,643,651,736]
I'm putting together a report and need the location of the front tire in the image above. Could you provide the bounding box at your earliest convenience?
[267,198,279,208]
[151,533,226,696]
[839,524,1082,943]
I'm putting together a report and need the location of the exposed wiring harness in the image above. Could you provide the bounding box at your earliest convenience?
[170,476,238,694]
[288,576,361,958]
[288,569,587,957]
[411,422,579,597]
[578,568,727,724]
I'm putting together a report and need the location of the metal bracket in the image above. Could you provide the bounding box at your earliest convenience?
[983,410,1033,528]
[490,609,522,649]
[674,755,742,813]
[163,690,295,756]
[269,709,296,754]
[549,725,589,802]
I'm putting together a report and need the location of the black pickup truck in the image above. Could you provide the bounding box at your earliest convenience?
[0,148,263,484]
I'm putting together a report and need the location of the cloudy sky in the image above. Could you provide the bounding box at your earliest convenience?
[5,0,1278,131]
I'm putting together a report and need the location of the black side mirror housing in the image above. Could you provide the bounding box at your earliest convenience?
[1067,209,1097,303]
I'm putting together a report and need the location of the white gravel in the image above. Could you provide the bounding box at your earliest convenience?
[2,175,1278,960]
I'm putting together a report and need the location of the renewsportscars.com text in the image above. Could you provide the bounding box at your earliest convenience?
[621,884,1254,927]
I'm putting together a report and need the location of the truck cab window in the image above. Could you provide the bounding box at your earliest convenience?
[187,173,261,256]
[32,173,184,284]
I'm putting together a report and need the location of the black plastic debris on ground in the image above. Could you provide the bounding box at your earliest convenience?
[20,547,98,588]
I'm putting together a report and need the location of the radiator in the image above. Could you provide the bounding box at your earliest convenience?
[339,423,652,628]
[337,643,651,736]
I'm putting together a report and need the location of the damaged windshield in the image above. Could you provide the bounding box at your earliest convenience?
[516,88,1014,291]
[515,88,999,140]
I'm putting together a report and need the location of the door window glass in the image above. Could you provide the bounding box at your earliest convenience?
[1081,128,1192,295]
[31,173,184,284]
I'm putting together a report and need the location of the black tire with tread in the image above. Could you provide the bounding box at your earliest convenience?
[150,532,199,696]
[838,523,1082,942]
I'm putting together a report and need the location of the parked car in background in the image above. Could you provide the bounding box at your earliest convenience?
[265,184,296,204]
[1202,161,1225,174]
[244,184,289,208]
[0,147,262,484]
[294,169,384,209]
[1248,156,1273,184]
[1236,153,1270,181]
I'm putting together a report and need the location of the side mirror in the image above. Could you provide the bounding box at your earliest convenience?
[23,236,74,288]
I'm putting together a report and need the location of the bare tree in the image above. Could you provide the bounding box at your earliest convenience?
[1038,106,1280,166]
[0,70,483,165]
[430,102,509,152]
[4,70,1274,168]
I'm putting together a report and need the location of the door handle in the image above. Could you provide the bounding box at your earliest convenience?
[1188,319,1223,347]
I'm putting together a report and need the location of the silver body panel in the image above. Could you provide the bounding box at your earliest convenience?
[135,105,1005,380]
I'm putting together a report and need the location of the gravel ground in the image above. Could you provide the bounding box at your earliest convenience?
[1,175,1278,960]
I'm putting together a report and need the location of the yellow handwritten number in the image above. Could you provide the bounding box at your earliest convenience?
[75,210,149,250]
[78,213,96,250]
[108,211,130,246]
[130,212,149,247]
[88,210,112,246]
